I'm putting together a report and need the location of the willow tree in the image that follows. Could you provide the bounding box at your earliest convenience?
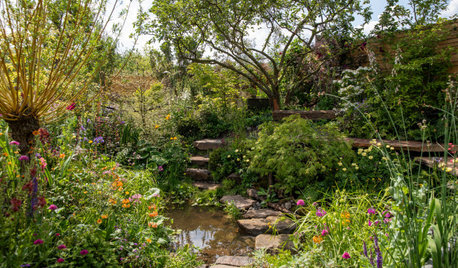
[0,0,119,154]
[141,0,370,110]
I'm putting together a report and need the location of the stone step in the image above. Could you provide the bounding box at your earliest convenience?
[255,234,293,252]
[220,195,257,211]
[192,182,221,191]
[185,168,211,181]
[242,209,282,219]
[212,256,254,267]
[193,139,226,150]
[237,216,296,236]
[190,156,210,166]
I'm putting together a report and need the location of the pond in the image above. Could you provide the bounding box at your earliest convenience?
[167,205,254,263]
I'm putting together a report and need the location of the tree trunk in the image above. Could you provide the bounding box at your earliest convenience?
[5,116,40,155]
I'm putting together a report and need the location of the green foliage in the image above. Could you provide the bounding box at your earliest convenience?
[248,116,355,195]
[223,202,241,220]
[208,147,244,182]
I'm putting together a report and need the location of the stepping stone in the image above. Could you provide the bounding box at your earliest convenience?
[214,256,254,267]
[237,216,296,236]
[190,156,209,166]
[220,195,256,210]
[211,265,239,268]
[194,139,226,150]
[192,182,221,191]
[185,168,211,181]
[242,209,281,219]
[255,234,293,252]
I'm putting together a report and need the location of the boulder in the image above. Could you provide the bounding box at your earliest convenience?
[214,256,254,267]
[237,216,296,236]
[220,195,256,210]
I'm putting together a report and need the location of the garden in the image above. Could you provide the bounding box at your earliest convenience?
[0,0,457,267]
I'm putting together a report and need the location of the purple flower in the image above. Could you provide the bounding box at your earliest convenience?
[321,229,329,236]
[296,199,305,206]
[368,208,377,214]
[94,136,104,144]
[158,166,164,172]
[316,209,327,217]
[57,258,64,263]
[80,249,88,255]
[57,244,67,249]
[384,212,392,218]
[33,239,44,245]
[35,153,41,158]
[19,155,29,161]
[120,121,125,124]
[374,235,383,268]
[312,202,318,207]
[20,264,31,267]
[342,252,351,259]
[368,219,372,226]
[363,241,368,258]
[9,141,20,146]
[48,204,58,211]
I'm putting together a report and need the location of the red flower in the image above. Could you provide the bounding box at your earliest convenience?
[66,103,76,111]
[80,249,88,255]
[33,239,44,245]
[57,258,64,263]
[38,196,47,208]
[10,198,22,212]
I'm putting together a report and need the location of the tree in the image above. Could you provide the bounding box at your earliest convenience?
[0,0,118,154]
[141,0,370,109]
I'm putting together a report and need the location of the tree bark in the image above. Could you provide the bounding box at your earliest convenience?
[5,116,40,155]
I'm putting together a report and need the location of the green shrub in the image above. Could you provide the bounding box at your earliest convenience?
[248,116,355,195]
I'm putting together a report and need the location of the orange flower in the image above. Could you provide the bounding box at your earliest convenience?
[148,205,157,211]
[101,215,108,219]
[148,222,158,228]
[3,153,7,156]
[122,199,130,204]
[122,204,131,208]
[146,238,152,243]
[97,219,102,224]
[109,198,117,205]
[149,211,158,217]
[32,130,39,136]
[154,125,159,129]
[165,114,170,120]
[59,153,65,159]
[313,235,323,244]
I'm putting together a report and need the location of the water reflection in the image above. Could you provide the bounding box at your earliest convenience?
[167,206,254,262]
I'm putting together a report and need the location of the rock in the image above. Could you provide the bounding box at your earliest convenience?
[214,256,254,267]
[190,156,209,166]
[211,265,237,268]
[237,216,296,235]
[220,195,256,210]
[284,201,292,210]
[186,168,211,181]
[192,182,221,191]
[242,209,281,219]
[227,173,241,181]
[255,234,293,252]
[246,188,258,199]
[194,139,225,150]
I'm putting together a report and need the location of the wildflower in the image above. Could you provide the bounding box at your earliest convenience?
[170,137,177,140]
[363,241,368,258]
[165,114,170,120]
[369,155,374,160]
[342,168,347,171]
[55,233,60,236]
[94,136,104,144]
[11,198,22,212]
[154,125,159,129]
[97,219,102,224]
[57,244,67,250]
[148,205,157,210]
[101,215,108,219]
[148,222,158,228]
[19,155,29,161]
[146,238,152,243]
[312,235,323,244]
[20,264,31,267]
[59,153,65,159]
[367,208,377,214]
[66,102,76,110]
[296,199,305,206]
[9,141,20,146]
[316,209,327,217]
[149,211,158,217]
[48,204,58,211]
[158,166,164,172]
[39,157,47,171]
[368,220,373,226]
[129,194,142,203]
[384,211,392,218]
[342,252,351,259]
[321,229,329,236]
[80,249,88,255]
[57,258,64,263]
[32,130,39,136]
[33,239,44,245]
[341,211,350,219]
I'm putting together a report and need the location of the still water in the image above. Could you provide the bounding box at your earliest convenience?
[167,206,254,263]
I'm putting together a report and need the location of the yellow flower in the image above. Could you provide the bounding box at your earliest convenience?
[125,191,129,195]
[446,167,452,172]
[362,152,367,157]
[165,114,171,120]
[97,219,102,224]
[101,215,108,219]
[368,156,374,160]
[0,132,3,136]
[170,137,177,140]
[89,140,93,144]
[342,168,347,171]
[338,162,343,166]
[155,125,159,129]
[313,235,323,244]
[341,211,350,219]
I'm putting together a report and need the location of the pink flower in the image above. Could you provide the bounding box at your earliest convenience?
[9,141,20,146]
[48,204,58,211]
[66,103,76,111]
[19,155,29,161]
[80,249,88,255]
[296,199,305,206]
[39,157,47,171]
[368,219,372,226]
[316,209,327,217]
[321,229,329,236]
[367,208,377,214]
[57,258,64,263]
[55,233,60,236]
[57,244,67,250]
[33,239,44,245]
[158,165,164,172]
[342,252,351,259]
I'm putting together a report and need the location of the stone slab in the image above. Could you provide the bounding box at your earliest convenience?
[220,195,256,210]
[214,256,254,267]
[185,168,211,181]
[242,209,281,219]
[237,216,296,236]
[194,139,226,150]
[192,182,221,191]
[255,234,293,252]
[190,156,210,166]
